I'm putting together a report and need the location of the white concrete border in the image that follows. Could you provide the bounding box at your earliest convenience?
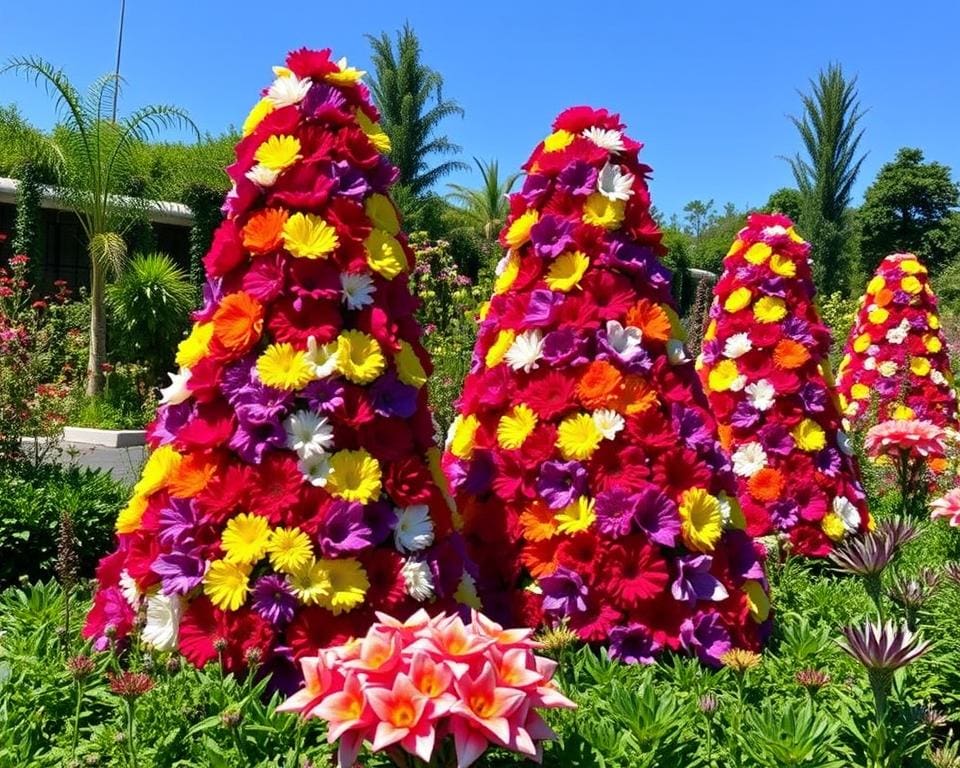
[61,427,146,447]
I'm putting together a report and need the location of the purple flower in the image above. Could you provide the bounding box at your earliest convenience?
[318,500,378,557]
[680,612,732,667]
[609,623,662,665]
[875,377,899,397]
[523,289,563,327]
[730,400,761,430]
[220,356,258,405]
[542,328,590,367]
[555,161,597,196]
[229,419,285,463]
[326,159,370,200]
[370,371,418,419]
[759,423,794,456]
[251,575,298,625]
[594,488,638,538]
[520,173,551,206]
[770,499,799,531]
[600,236,672,294]
[634,484,681,548]
[538,460,589,509]
[364,500,398,546]
[814,447,841,476]
[302,82,347,117]
[150,401,193,446]
[597,325,652,374]
[783,316,814,346]
[302,378,345,413]
[151,550,206,596]
[158,499,201,548]
[530,215,575,259]
[672,405,714,452]
[194,277,224,322]
[540,566,589,619]
[671,555,728,607]
[449,452,495,496]
[798,382,826,413]
[725,530,766,581]
[760,276,788,298]
[367,157,400,193]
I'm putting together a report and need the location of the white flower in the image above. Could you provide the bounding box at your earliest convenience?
[666,339,690,365]
[605,320,642,353]
[335,56,366,79]
[931,370,947,386]
[340,272,376,310]
[142,593,182,652]
[581,126,625,153]
[505,330,544,373]
[394,505,435,552]
[837,430,854,456]
[299,452,332,487]
[762,225,788,238]
[284,410,334,457]
[745,379,776,412]
[717,493,734,526]
[885,320,910,345]
[306,335,339,378]
[597,161,635,201]
[878,360,897,378]
[159,368,192,406]
[267,74,312,107]
[494,253,513,276]
[833,496,861,533]
[592,409,625,440]
[729,375,748,392]
[245,164,280,187]
[863,357,877,371]
[119,570,140,607]
[401,559,435,601]
[732,442,767,478]
[723,332,752,359]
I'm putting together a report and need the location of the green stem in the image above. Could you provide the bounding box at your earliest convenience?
[704,717,713,767]
[70,680,83,762]
[125,698,138,768]
[230,727,246,763]
[63,586,72,656]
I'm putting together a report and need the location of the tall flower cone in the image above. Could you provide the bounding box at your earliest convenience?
[696,214,870,557]
[837,252,959,431]
[442,107,771,666]
[83,49,476,683]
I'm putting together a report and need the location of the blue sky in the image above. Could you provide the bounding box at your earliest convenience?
[2,1,957,219]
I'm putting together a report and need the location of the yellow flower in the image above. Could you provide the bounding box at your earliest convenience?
[478,301,491,320]
[744,581,770,622]
[543,129,574,152]
[678,488,723,552]
[449,414,480,459]
[928,312,940,330]
[336,330,385,384]
[707,359,740,392]
[704,319,717,342]
[354,109,391,152]
[254,134,302,171]
[850,383,871,400]
[326,57,366,85]
[724,287,752,313]
[901,275,922,294]
[494,252,521,294]
[365,193,400,235]
[582,193,625,229]
[792,418,826,452]
[556,413,603,460]
[867,275,885,294]
[395,341,427,388]
[892,404,915,420]
[268,527,314,574]
[116,494,148,534]
[744,242,771,265]
[242,97,274,136]
[769,253,796,277]
[204,559,251,611]
[821,512,846,542]
[365,229,407,279]
[497,404,538,449]
[287,559,332,606]
[504,211,539,248]
[925,335,942,353]
[257,343,315,390]
[485,329,516,368]
[282,212,339,258]
[852,333,871,353]
[134,444,182,497]
[787,227,805,243]
[176,322,214,368]
[222,513,271,565]
[726,239,744,257]
[868,307,889,325]
[910,356,931,376]
[546,251,589,292]
[753,296,786,323]
[321,558,369,615]
[900,258,923,274]
[327,449,382,503]
[555,497,596,535]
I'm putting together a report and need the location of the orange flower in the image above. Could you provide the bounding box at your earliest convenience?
[521,539,559,579]
[625,299,671,343]
[242,208,289,255]
[747,467,784,501]
[875,288,894,307]
[576,360,622,408]
[520,500,558,542]
[168,455,218,498]
[212,292,264,353]
[717,423,733,452]
[773,339,810,370]
[614,376,659,415]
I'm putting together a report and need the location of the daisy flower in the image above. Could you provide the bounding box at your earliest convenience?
[723,332,752,359]
[732,442,767,478]
[597,161,635,201]
[267,73,312,107]
[284,410,335,457]
[394,505,435,552]
[592,409,625,440]
[340,272,376,310]
[401,559,435,601]
[299,452,332,487]
[505,330,544,373]
[581,126,625,152]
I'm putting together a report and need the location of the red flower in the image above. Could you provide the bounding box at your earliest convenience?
[179,598,274,673]
[248,453,305,525]
[601,539,670,610]
[521,371,576,420]
[359,549,407,613]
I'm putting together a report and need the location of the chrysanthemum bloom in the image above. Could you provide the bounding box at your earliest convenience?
[696,213,869,556]
[443,107,771,666]
[930,487,960,528]
[837,253,959,433]
[866,419,947,516]
[84,48,477,687]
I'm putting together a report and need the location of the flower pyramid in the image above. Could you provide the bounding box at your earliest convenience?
[84,49,476,677]
[837,252,959,431]
[442,107,771,666]
[696,214,870,557]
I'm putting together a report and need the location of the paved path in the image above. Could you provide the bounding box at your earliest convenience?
[22,439,146,486]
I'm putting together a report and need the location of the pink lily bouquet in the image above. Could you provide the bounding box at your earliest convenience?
[278,609,576,767]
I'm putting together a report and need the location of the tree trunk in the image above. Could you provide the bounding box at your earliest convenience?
[86,259,107,396]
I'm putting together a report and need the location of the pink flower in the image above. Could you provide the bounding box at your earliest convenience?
[931,488,960,527]
[365,673,436,762]
[276,652,337,717]
[410,615,495,676]
[865,419,948,461]
[314,672,376,766]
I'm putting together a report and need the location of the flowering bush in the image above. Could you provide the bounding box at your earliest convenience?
[84,48,476,683]
[278,609,574,767]
[696,213,869,556]
[442,107,771,666]
[837,252,959,431]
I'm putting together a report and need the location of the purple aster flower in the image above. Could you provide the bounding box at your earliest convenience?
[251,575,298,625]
[158,499,201,548]
[725,530,766,581]
[302,378,345,413]
[594,488,639,538]
[523,289,564,327]
[760,276,788,297]
[672,405,714,452]
[759,423,794,456]
[302,82,348,117]
[542,328,591,367]
[814,447,842,477]
[609,623,662,665]
[425,537,466,598]
[893,290,911,305]
[327,159,370,200]
[555,161,597,196]
[540,566,589,619]
[730,400,761,430]
[596,325,652,374]
[908,313,927,330]
[634,484,681,548]
[370,371,418,419]
[699,339,722,366]
[783,316,814,346]
[680,612,732,667]
[318,500,377,557]
[520,173,551,206]
[770,499,800,531]
[530,215,575,259]
[229,419,285,463]
[671,554,728,607]
[219,356,258,405]
[151,549,206,596]
[798,382,826,413]
[538,460,590,509]
[150,401,193,446]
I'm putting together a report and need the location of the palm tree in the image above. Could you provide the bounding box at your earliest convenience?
[787,64,867,295]
[366,24,467,197]
[447,157,519,240]
[3,57,196,394]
